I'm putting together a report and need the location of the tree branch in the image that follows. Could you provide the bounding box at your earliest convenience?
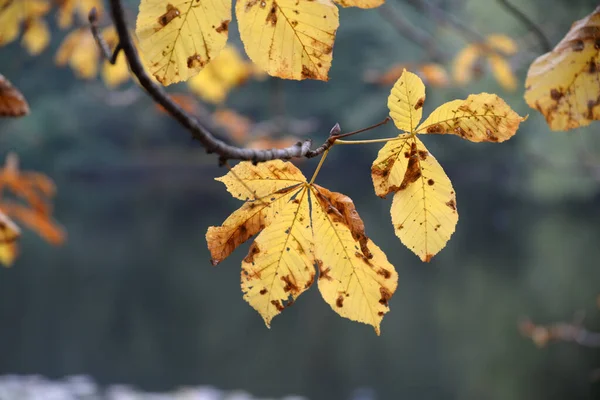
[99,0,347,163]
[496,0,552,53]
[520,317,600,348]
[89,8,122,64]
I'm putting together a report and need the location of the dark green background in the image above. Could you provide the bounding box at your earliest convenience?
[0,0,599,398]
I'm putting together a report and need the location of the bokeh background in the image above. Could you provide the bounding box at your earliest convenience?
[1,0,599,399]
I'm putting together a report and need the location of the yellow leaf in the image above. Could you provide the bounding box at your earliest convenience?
[56,0,104,29]
[136,0,231,86]
[371,136,457,262]
[488,54,517,91]
[241,186,314,326]
[208,161,397,333]
[486,34,517,56]
[236,0,339,81]
[452,44,480,84]
[332,0,383,9]
[0,210,20,267]
[215,159,305,200]
[22,18,50,55]
[55,28,99,79]
[187,46,252,104]
[0,0,50,47]
[524,6,600,131]
[419,63,450,87]
[310,185,397,334]
[388,70,426,132]
[416,93,526,142]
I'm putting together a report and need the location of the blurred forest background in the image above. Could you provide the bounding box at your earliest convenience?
[1,0,600,399]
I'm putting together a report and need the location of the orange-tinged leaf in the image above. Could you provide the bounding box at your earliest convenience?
[371,136,457,261]
[0,74,30,118]
[332,0,383,9]
[56,0,104,29]
[236,0,339,81]
[0,210,20,267]
[452,44,480,84]
[310,185,397,334]
[135,0,231,85]
[155,93,199,115]
[418,63,450,87]
[367,63,449,87]
[416,93,526,142]
[388,70,426,132]
[524,6,600,131]
[213,109,252,144]
[248,137,300,150]
[0,202,65,245]
[208,161,397,333]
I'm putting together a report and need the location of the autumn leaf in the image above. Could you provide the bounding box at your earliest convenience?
[0,0,51,50]
[135,0,231,85]
[0,74,30,117]
[332,0,383,9]
[187,46,252,104]
[0,210,20,267]
[55,28,99,79]
[213,108,253,144]
[452,34,518,91]
[207,160,397,334]
[236,0,339,81]
[371,70,525,261]
[155,93,200,115]
[524,6,600,131]
[56,0,104,29]
[365,63,450,87]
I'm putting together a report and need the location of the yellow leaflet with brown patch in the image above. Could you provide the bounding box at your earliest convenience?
[388,69,426,132]
[332,0,383,9]
[206,185,298,265]
[524,6,600,131]
[136,0,231,85]
[236,0,339,81]
[372,136,456,262]
[311,185,397,335]
[241,186,314,326]
[416,93,525,142]
[187,46,252,104]
[55,28,99,79]
[215,159,306,200]
[0,210,20,267]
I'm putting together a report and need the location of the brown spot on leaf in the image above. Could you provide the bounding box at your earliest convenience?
[379,287,392,307]
[550,88,563,101]
[377,268,391,279]
[336,294,344,308]
[271,299,284,311]
[427,179,434,186]
[158,4,180,27]
[301,65,317,79]
[266,3,278,26]
[414,97,425,110]
[418,150,428,160]
[244,0,259,11]
[446,199,456,211]
[243,243,260,264]
[215,20,230,33]
[304,274,314,289]
[424,254,434,262]
[187,54,206,69]
[317,259,333,281]
[399,142,422,190]
[426,123,444,133]
[259,288,268,295]
[281,275,299,294]
[572,39,585,51]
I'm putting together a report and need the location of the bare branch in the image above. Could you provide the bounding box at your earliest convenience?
[101,0,358,163]
[496,0,552,53]
[520,317,600,348]
[378,3,447,62]
[89,7,122,64]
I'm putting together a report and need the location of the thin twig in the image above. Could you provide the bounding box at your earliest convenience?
[378,3,447,62]
[520,317,600,348]
[496,0,552,52]
[333,117,391,139]
[101,0,339,163]
[89,8,122,64]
